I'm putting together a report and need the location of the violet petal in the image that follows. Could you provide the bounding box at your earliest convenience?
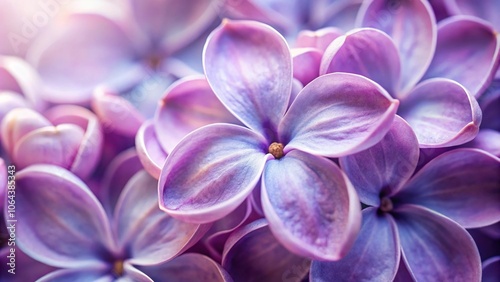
[159,124,268,223]
[135,120,168,179]
[262,150,361,260]
[280,72,398,158]
[204,20,292,140]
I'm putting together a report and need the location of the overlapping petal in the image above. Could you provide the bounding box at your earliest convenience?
[115,171,206,265]
[395,205,481,282]
[262,150,360,260]
[135,120,168,179]
[320,28,401,95]
[159,124,268,223]
[37,266,112,282]
[310,208,400,282]
[396,149,500,228]
[280,73,398,158]
[203,20,292,140]
[222,219,309,282]
[422,16,500,97]
[291,48,322,86]
[154,76,240,154]
[398,78,481,148]
[15,165,115,268]
[339,116,419,206]
[483,256,500,282]
[295,27,343,52]
[358,0,436,93]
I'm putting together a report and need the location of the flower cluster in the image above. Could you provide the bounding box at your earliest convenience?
[0,0,499,281]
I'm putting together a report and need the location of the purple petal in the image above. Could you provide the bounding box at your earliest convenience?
[280,73,399,158]
[138,253,232,282]
[339,116,419,206]
[295,27,343,52]
[222,219,310,282]
[91,87,145,137]
[13,124,85,170]
[291,48,322,86]
[37,267,112,282]
[446,0,500,41]
[122,263,154,282]
[159,124,268,223]
[320,28,401,95]
[129,0,218,54]
[464,129,500,157]
[0,159,5,209]
[483,256,500,282]
[204,20,292,140]
[0,92,29,127]
[358,0,437,93]
[15,165,115,268]
[398,78,481,147]
[392,257,415,282]
[45,105,104,179]
[396,148,500,228]
[154,75,240,154]
[135,120,168,179]
[262,150,361,260]
[310,208,400,282]
[0,248,56,282]
[314,0,363,32]
[479,79,500,131]
[1,108,52,157]
[423,16,500,97]
[98,148,143,215]
[395,205,481,282]
[27,11,144,104]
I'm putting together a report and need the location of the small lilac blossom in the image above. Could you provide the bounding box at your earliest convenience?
[159,20,399,260]
[320,0,500,147]
[311,116,500,281]
[221,218,310,281]
[1,106,102,178]
[136,75,240,179]
[26,0,220,104]
[15,165,215,281]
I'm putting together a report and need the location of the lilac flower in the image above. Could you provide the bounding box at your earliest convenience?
[1,106,102,178]
[311,116,500,281]
[321,0,500,148]
[14,164,218,281]
[159,19,399,260]
[136,75,240,179]
[26,0,220,104]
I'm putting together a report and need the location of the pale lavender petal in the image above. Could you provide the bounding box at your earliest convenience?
[483,256,500,282]
[27,10,144,104]
[99,148,143,215]
[45,105,104,179]
[222,219,310,282]
[464,129,500,157]
[0,56,44,110]
[37,267,113,282]
[115,171,206,265]
[395,205,481,282]
[204,20,292,140]
[121,263,153,282]
[1,108,52,157]
[358,0,437,93]
[138,253,232,282]
[422,16,500,97]
[398,78,481,148]
[447,0,500,37]
[91,87,145,137]
[314,0,363,31]
[15,165,115,268]
[135,120,167,179]
[295,27,343,52]
[280,73,399,158]
[310,208,400,282]
[0,92,29,126]
[262,150,361,260]
[320,28,401,95]
[154,75,240,154]
[396,149,500,228]
[13,124,85,170]
[291,48,322,86]
[339,116,419,206]
[159,124,268,223]
[129,0,218,54]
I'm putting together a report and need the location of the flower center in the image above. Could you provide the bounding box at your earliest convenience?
[147,54,162,70]
[268,142,284,159]
[113,260,124,277]
[379,197,393,213]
